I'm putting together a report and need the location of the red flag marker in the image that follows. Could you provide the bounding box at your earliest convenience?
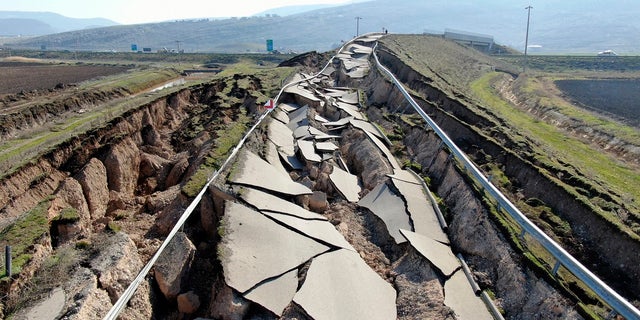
[264,99,275,110]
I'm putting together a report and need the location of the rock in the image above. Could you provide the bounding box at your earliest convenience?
[340,128,393,190]
[145,185,181,214]
[139,152,171,179]
[60,267,112,319]
[308,191,328,213]
[141,124,162,147]
[201,185,235,237]
[140,177,158,195]
[153,232,196,300]
[209,281,250,320]
[300,176,314,189]
[315,172,332,194]
[70,283,112,319]
[178,291,201,314]
[309,166,319,179]
[107,190,138,213]
[55,223,84,245]
[53,177,90,219]
[75,158,109,220]
[166,153,190,187]
[90,232,144,303]
[104,137,141,195]
[151,195,187,236]
[49,177,92,242]
[118,279,154,320]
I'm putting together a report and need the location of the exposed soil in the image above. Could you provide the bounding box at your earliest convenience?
[0,61,129,96]
[0,72,263,318]
[555,79,640,127]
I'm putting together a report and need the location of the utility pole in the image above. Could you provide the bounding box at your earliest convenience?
[355,16,363,37]
[523,5,533,73]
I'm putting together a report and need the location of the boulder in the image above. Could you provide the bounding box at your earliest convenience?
[49,177,92,242]
[61,267,112,319]
[308,191,328,213]
[90,232,144,303]
[104,137,141,195]
[75,158,109,220]
[166,153,190,188]
[145,185,181,214]
[141,124,162,147]
[153,232,196,300]
[177,291,201,314]
[209,281,250,320]
[53,177,90,220]
[107,190,138,213]
[139,152,171,179]
[200,185,235,236]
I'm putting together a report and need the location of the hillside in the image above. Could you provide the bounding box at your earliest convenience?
[376,34,640,311]
[2,0,640,53]
[0,11,118,36]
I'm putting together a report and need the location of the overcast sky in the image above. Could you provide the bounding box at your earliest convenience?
[1,0,358,24]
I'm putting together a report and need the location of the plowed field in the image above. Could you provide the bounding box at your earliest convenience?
[0,62,129,95]
[555,79,640,125]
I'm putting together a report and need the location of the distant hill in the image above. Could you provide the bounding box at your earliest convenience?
[255,4,340,17]
[2,0,639,54]
[0,11,118,36]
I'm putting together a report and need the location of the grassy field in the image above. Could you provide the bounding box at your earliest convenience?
[381,35,640,317]
[0,68,180,178]
[554,79,640,125]
[0,51,296,179]
[471,72,640,234]
[496,55,640,74]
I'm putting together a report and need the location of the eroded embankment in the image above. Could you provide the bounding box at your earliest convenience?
[495,73,640,166]
[362,45,640,311]
[0,87,129,141]
[0,73,265,318]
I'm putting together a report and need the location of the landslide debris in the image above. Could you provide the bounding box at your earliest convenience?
[0,68,285,318]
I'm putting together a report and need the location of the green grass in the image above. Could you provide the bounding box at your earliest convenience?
[52,208,80,223]
[0,198,51,277]
[513,75,640,146]
[181,64,296,197]
[182,112,250,197]
[471,72,640,235]
[0,68,185,179]
[96,68,178,93]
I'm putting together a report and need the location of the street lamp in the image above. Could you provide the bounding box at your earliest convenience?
[355,16,363,37]
[523,5,533,73]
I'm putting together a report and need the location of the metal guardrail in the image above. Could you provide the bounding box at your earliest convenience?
[103,35,365,320]
[372,43,640,320]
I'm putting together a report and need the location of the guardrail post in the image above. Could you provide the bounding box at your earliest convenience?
[5,245,11,277]
[552,260,561,276]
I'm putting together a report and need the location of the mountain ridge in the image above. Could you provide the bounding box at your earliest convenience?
[0,11,118,36]
[2,0,639,54]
